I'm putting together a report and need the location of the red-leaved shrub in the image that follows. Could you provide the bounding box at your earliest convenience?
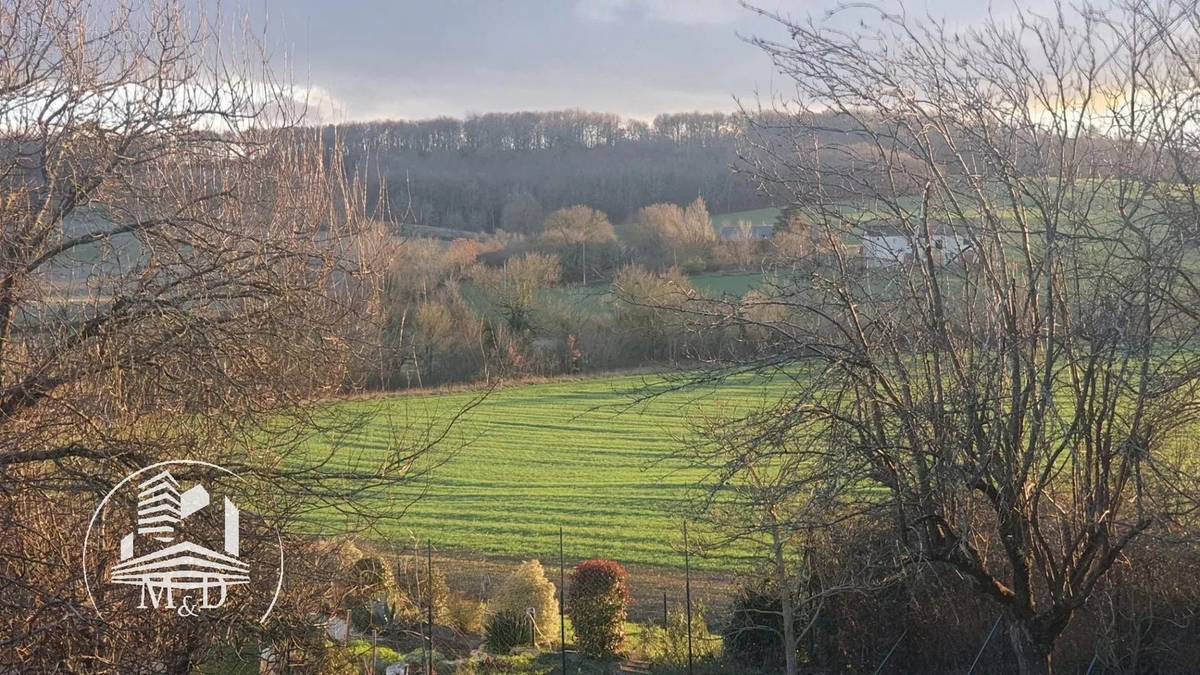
[568,559,631,659]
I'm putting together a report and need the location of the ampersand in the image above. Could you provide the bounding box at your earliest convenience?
[177,594,198,617]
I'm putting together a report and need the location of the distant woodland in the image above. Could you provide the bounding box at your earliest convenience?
[324,108,1130,232]
[324,111,770,231]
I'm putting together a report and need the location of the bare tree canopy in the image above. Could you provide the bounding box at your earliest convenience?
[0,1,459,671]
[665,1,1200,673]
[331,110,762,231]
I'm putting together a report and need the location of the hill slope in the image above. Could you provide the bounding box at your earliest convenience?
[306,373,791,570]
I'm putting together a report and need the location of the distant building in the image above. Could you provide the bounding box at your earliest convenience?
[860,223,969,267]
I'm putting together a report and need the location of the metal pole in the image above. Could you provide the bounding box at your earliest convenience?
[560,526,567,675]
[427,541,435,675]
[684,521,694,675]
[421,595,428,675]
[966,616,1002,675]
[663,592,668,627]
[870,629,906,675]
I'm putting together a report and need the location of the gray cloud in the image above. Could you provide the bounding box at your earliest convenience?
[573,0,745,25]
[222,0,1058,122]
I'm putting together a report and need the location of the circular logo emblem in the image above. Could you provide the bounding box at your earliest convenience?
[83,460,283,623]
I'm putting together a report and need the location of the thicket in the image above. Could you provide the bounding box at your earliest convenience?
[338,548,453,637]
[367,198,782,390]
[721,524,1200,674]
[634,607,722,667]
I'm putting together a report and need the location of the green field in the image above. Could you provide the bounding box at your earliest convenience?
[689,271,763,296]
[307,373,792,570]
[710,207,781,229]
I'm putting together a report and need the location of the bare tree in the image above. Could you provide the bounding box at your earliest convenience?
[632,198,717,270]
[665,2,1200,673]
[540,205,616,284]
[684,402,873,675]
[0,1,464,671]
[469,252,562,335]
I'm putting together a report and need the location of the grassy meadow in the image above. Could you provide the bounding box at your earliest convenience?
[306,201,1137,571]
[304,373,795,571]
[710,207,781,229]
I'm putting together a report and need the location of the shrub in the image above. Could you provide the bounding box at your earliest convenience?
[489,560,561,645]
[484,610,532,654]
[679,256,708,274]
[345,641,404,675]
[345,556,402,632]
[392,554,451,627]
[637,607,722,667]
[447,593,487,635]
[722,577,787,670]
[400,648,453,674]
[568,559,631,659]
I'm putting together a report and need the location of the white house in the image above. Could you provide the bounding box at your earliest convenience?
[860,224,969,267]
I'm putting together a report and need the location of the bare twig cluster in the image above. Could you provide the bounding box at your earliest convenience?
[664,1,1200,673]
[0,1,464,671]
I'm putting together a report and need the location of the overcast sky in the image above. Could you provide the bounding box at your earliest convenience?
[231,0,1055,123]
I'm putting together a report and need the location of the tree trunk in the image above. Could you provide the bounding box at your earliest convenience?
[1008,620,1052,675]
[770,515,798,675]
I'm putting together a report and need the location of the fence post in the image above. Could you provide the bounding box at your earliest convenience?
[870,629,906,675]
[663,592,668,627]
[684,520,694,675]
[559,526,567,675]
[427,540,435,675]
[529,608,537,649]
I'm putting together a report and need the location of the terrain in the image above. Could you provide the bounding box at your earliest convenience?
[305,372,792,572]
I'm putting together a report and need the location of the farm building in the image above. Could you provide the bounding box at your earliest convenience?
[859,223,970,267]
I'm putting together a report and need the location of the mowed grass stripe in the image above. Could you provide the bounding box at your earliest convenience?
[303,374,790,570]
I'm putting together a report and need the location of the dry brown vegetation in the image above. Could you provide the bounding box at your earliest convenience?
[0,1,455,671]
